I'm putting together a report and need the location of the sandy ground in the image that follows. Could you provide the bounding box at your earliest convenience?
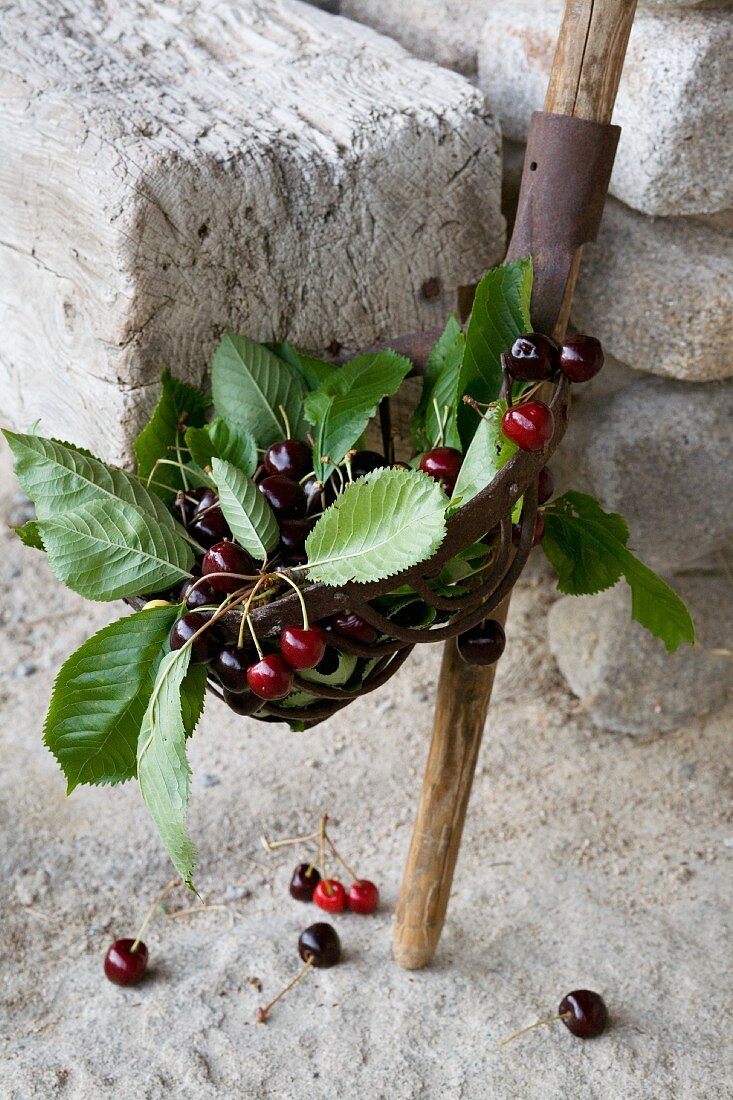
[1,438,731,1100]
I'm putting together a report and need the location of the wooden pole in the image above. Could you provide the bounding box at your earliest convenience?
[393,0,637,970]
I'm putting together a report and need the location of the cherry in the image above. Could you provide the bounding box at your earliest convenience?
[348,450,387,480]
[202,540,255,592]
[280,625,327,670]
[222,688,262,715]
[505,333,558,381]
[501,401,554,452]
[179,577,219,610]
[259,475,307,519]
[558,990,609,1039]
[264,439,312,480]
[298,923,341,968]
[172,486,206,527]
[313,879,347,913]
[330,611,378,646]
[279,518,314,557]
[214,643,258,692]
[303,475,338,513]
[512,512,545,547]
[537,465,554,505]
[290,863,322,902]
[246,653,294,699]
[347,879,379,915]
[419,447,463,494]
[314,646,341,675]
[169,612,215,664]
[190,490,231,547]
[457,620,506,666]
[104,939,148,986]
[558,335,604,383]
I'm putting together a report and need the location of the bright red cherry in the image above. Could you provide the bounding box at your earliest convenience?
[558,335,604,383]
[264,439,313,480]
[104,939,148,986]
[169,612,215,664]
[347,879,379,915]
[259,475,307,519]
[501,402,554,452]
[202,541,255,592]
[280,625,327,670]
[537,466,554,505]
[457,620,506,666]
[330,611,378,646]
[505,333,558,381]
[290,863,322,902]
[246,653,294,700]
[313,879,347,913]
[558,990,609,1039]
[419,447,463,494]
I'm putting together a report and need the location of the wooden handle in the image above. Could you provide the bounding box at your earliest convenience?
[392,0,637,970]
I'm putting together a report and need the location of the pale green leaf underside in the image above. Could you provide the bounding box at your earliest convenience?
[44,606,181,792]
[211,333,308,448]
[137,648,201,887]
[37,498,193,601]
[305,466,447,586]
[452,401,518,506]
[210,458,279,561]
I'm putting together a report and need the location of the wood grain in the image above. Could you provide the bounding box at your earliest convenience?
[393,0,638,970]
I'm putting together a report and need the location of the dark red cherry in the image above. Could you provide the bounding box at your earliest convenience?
[558,335,604,383]
[169,612,215,664]
[419,447,463,494]
[190,490,231,547]
[537,466,554,505]
[202,541,255,592]
[279,518,314,556]
[297,923,341,968]
[172,486,206,527]
[104,939,148,986]
[505,333,558,381]
[179,577,219,610]
[222,687,263,715]
[558,990,609,1039]
[259,475,307,519]
[246,653,294,699]
[347,879,379,915]
[290,863,322,902]
[512,512,545,547]
[348,450,387,480]
[456,620,506,666]
[214,643,258,692]
[264,439,313,480]
[501,402,554,452]
[330,611,378,646]
[280,625,327,670]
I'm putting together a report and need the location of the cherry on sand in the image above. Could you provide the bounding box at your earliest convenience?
[419,447,463,493]
[202,541,255,592]
[499,988,608,1046]
[246,653,294,700]
[104,939,148,986]
[280,625,327,670]
[256,923,341,1022]
[313,879,347,913]
[169,611,216,664]
[457,620,506,667]
[330,611,378,646]
[505,333,558,381]
[347,879,379,915]
[501,401,554,452]
[558,335,604,383]
[259,475,307,519]
[264,439,312,480]
[290,863,322,902]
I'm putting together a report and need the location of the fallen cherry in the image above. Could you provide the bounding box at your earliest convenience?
[104,939,148,986]
[290,863,322,902]
[499,988,609,1046]
[280,625,327,670]
[347,879,379,915]
[313,879,347,913]
[257,923,341,1022]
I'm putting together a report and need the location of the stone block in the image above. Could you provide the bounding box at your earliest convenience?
[478,2,733,216]
[547,571,733,735]
[340,1,487,75]
[0,0,504,464]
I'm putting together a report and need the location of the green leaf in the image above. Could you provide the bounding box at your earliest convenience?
[37,498,193,601]
[3,431,180,532]
[451,401,518,506]
[180,663,208,738]
[185,420,257,476]
[210,458,279,561]
[412,315,465,452]
[543,491,695,652]
[268,342,337,391]
[459,259,533,445]
[137,647,203,887]
[43,606,180,792]
[13,520,44,550]
[304,351,412,482]
[305,466,447,586]
[211,333,307,447]
[133,371,209,502]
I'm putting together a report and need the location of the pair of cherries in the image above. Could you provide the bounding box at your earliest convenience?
[290,863,379,916]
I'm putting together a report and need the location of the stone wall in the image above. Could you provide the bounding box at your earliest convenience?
[341,0,733,733]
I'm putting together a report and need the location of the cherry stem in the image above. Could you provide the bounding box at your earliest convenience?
[271,571,310,631]
[174,428,190,492]
[130,878,181,953]
[498,1012,572,1048]
[260,830,320,852]
[257,958,313,1023]
[306,812,328,881]
[237,576,268,655]
[326,834,359,883]
[432,397,447,448]
[278,404,292,440]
